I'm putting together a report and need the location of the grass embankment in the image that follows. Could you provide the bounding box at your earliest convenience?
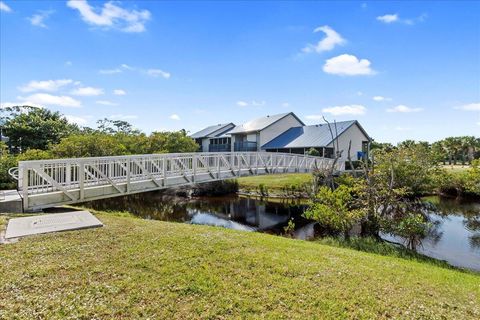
[1,211,479,319]
[237,173,311,195]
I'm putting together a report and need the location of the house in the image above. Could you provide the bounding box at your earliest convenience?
[261,120,371,161]
[190,123,235,152]
[228,112,305,152]
[190,113,371,160]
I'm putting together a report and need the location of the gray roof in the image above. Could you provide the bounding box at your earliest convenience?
[262,120,366,149]
[190,123,235,139]
[229,112,304,134]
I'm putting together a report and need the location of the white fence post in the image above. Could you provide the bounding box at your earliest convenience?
[21,164,29,211]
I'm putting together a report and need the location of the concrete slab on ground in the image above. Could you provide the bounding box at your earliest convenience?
[0,190,23,213]
[4,211,103,239]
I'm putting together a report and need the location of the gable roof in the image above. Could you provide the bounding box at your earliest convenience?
[190,123,235,139]
[261,120,369,149]
[229,112,305,134]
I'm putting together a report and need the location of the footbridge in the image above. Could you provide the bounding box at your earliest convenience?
[12,152,343,211]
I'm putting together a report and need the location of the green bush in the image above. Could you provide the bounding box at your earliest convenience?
[258,183,269,197]
[304,185,365,238]
[0,155,17,189]
[192,180,239,196]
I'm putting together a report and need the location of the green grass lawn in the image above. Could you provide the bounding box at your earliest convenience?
[237,173,312,191]
[1,211,479,319]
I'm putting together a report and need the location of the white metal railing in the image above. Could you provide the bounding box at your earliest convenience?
[16,152,342,210]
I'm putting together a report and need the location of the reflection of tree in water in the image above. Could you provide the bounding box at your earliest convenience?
[469,234,480,249]
[425,196,480,250]
[464,216,480,249]
[426,219,444,246]
[82,191,192,222]
[81,191,308,231]
[425,196,480,218]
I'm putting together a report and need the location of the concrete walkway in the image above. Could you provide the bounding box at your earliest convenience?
[4,211,103,239]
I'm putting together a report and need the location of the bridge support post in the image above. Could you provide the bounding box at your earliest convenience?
[79,161,85,200]
[193,154,197,183]
[21,165,28,212]
[162,158,167,187]
[126,158,131,193]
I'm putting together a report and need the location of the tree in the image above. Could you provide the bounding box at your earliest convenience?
[1,106,78,152]
[307,147,320,156]
[383,213,431,251]
[96,118,140,135]
[51,133,128,158]
[304,185,365,239]
[148,130,199,154]
[374,143,437,196]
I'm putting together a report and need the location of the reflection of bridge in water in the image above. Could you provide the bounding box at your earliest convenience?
[14,152,343,212]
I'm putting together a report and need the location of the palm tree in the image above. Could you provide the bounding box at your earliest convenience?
[442,137,456,165]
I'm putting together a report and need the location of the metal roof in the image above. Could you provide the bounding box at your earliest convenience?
[229,112,304,134]
[190,123,235,139]
[261,120,362,149]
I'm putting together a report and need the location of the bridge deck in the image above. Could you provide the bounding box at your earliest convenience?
[16,152,342,211]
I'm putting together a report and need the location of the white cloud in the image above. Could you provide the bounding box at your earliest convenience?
[237,101,248,107]
[113,89,126,96]
[99,65,171,78]
[65,61,73,66]
[236,100,266,107]
[121,63,134,70]
[146,69,171,79]
[281,102,290,108]
[96,100,118,106]
[18,93,81,108]
[99,68,122,74]
[0,1,11,12]
[65,115,89,125]
[302,25,346,53]
[387,105,423,113]
[19,79,74,92]
[322,104,366,116]
[71,86,104,96]
[110,114,138,120]
[306,105,366,119]
[455,102,480,111]
[373,96,392,102]
[251,100,266,107]
[377,13,427,25]
[28,10,54,28]
[1,101,43,109]
[169,114,180,120]
[323,54,375,76]
[66,0,151,33]
[377,14,399,23]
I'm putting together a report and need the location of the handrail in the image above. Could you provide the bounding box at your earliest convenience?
[8,167,19,181]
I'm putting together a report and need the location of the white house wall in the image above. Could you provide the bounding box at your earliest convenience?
[328,123,369,161]
[259,114,304,150]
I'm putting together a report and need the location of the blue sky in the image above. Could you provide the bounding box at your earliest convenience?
[1,1,479,144]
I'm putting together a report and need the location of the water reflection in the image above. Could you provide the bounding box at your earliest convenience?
[190,213,255,232]
[84,191,310,237]
[83,191,480,271]
[383,196,480,271]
